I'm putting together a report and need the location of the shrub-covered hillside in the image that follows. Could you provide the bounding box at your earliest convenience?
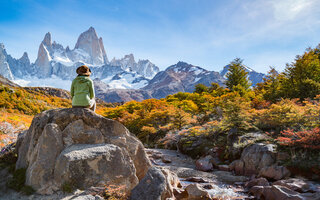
[101,45,320,178]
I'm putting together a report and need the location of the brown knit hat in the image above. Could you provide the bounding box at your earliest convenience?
[76,65,91,76]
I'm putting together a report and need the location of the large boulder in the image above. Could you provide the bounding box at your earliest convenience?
[229,143,277,176]
[16,108,151,194]
[259,165,291,180]
[130,167,182,200]
[240,143,276,175]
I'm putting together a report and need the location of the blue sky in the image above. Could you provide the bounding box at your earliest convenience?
[1,0,320,73]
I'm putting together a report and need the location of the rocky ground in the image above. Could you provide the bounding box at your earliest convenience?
[146,148,320,200]
[146,148,251,199]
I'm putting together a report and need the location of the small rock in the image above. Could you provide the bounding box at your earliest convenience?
[161,155,172,163]
[152,153,163,159]
[203,184,214,190]
[258,165,290,180]
[245,177,270,189]
[184,177,209,183]
[213,171,248,184]
[229,160,244,175]
[218,164,230,171]
[195,155,213,172]
[173,188,188,199]
[185,184,211,200]
[72,194,104,200]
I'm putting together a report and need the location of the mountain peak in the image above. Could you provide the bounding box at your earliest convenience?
[124,54,135,61]
[20,52,29,60]
[74,27,107,65]
[42,32,52,47]
[88,26,96,32]
[0,43,5,50]
[177,61,189,66]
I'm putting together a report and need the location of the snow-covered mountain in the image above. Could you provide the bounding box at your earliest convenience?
[0,26,268,102]
[0,43,31,80]
[143,61,226,99]
[0,27,159,90]
[220,64,265,86]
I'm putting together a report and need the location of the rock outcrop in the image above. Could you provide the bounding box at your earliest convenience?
[74,27,108,65]
[229,143,279,175]
[130,167,182,200]
[16,108,151,194]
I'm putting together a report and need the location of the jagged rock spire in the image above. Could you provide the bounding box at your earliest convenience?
[74,27,108,65]
[42,32,52,47]
[0,43,14,80]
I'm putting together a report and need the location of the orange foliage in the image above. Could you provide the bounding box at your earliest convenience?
[0,85,71,115]
[276,128,320,149]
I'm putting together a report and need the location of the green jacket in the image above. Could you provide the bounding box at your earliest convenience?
[70,75,95,106]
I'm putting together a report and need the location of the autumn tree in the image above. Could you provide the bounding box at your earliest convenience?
[225,58,251,91]
[255,67,282,102]
[282,45,320,99]
[194,83,208,94]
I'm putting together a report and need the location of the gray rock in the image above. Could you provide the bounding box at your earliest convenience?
[249,185,319,200]
[229,160,244,175]
[245,177,270,189]
[15,130,26,155]
[130,167,181,200]
[229,143,277,176]
[273,178,319,193]
[212,171,248,184]
[26,123,63,194]
[195,155,213,172]
[259,165,291,180]
[16,108,151,194]
[54,144,138,193]
[184,183,211,200]
[72,194,104,200]
[241,143,276,175]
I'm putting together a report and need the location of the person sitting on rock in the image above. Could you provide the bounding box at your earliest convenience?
[71,65,96,112]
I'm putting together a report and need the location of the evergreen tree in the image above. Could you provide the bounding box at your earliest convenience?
[256,67,282,102]
[225,58,251,91]
[194,83,208,94]
[283,45,320,99]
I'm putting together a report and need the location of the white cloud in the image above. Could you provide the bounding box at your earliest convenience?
[271,0,314,21]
